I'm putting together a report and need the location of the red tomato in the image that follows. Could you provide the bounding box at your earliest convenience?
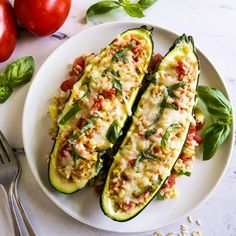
[102,87,116,99]
[60,77,77,92]
[167,174,176,187]
[14,0,71,36]
[0,0,17,62]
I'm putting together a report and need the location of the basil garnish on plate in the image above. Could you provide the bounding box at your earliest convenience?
[0,56,35,103]
[197,85,232,160]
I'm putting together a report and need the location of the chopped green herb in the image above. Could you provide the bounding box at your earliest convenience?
[106,120,119,144]
[167,81,186,99]
[154,93,168,123]
[161,124,182,148]
[82,76,93,92]
[110,68,120,77]
[112,78,123,95]
[112,40,136,62]
[102,69,108,77]
[122,55,129,63]
[177,170,191,177]
[71,145,86,166]
[156,191,164,200]
[59,101,81,125]
[165,102,179,110]
[134,151,162,172]
[144,128,156,138]
[68,114,99,142]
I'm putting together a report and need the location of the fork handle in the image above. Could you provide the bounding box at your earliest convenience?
[7,184,22,236]
[13,181,37,236]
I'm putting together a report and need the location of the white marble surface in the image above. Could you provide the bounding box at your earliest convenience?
[0,0,236,235]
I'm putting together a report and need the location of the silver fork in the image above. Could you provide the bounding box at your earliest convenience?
[0,130,37,236]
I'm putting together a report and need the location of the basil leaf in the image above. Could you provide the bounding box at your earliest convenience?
[0,85,13,103]
[177,170,191,177]
[112,40,136,62]
[197,86,232,117]
[0,74,9,86]
[95,157,103,175]
[168,81,186,91]
[124,3,145,18]
[161,124,181,148]
[86,1,121,19]
[156,191,164,200]
[134,154,143,172]
[119,0,130,4]
[59,101,82,125]
[141,151,162,161]
[112,78,123,95]
[106,120,119,144]
[134,151,161,172]
[154,93,168,123]
[167,81,186,99]
[144,128,156,138]
[5,56,35,88]
[69,114,99,142]
[203,123,230,160]
[71,145,86,166]
[138,0,158,10]
[165,102,179,110]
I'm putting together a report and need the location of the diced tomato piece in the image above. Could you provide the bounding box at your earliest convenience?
[193,132,203,144]
[189,125,196,134]
[196,122,204,131]
[179,153,192,162]
[122,203,132,211]
[77,115,88,129]
[59,143,70,158]
[129,159,136,167]
[74,56,85,70]
[91,97,103,112]
[150,53,163,73]
[60,77,77,92]
[167,174,176,187]
[177,60,188,77]
[102,87,117,99]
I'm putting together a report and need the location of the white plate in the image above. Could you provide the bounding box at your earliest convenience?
[22,22,235,233]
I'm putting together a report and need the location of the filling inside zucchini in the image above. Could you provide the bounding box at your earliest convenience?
[101,35,200,221]
[49,26,153,193]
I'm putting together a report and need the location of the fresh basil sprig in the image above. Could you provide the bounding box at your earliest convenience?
[197,85,232,160]
[86,0,158,20]
[0,56,35,104]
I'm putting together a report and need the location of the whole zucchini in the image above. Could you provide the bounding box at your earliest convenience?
[101,35,200,221]
[49,26,153,193]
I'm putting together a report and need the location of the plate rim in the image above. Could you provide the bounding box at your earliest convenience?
[22,20,235,233]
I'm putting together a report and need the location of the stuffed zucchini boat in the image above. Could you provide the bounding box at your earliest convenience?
[49,26,153,193]
[101,35,200,221]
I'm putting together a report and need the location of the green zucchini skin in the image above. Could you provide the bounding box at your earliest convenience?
[48,26,154,194]
[101,34,200,221]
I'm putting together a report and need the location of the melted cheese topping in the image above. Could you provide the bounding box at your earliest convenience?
[55,31,152,184]
[106,40,199,215]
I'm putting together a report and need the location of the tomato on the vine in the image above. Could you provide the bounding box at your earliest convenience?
[14,0,71,36]
[0,0,17,62]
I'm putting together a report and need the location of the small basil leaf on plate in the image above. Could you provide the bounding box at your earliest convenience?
[203,123,230,160]
[0,74,9,86]
[118,0,130,4]
[197,85,232,117]
[0,85,13,103]
[123,3,145,18]
[138,0,158,10]
[86,1,121,19]
[5,56,35,88]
